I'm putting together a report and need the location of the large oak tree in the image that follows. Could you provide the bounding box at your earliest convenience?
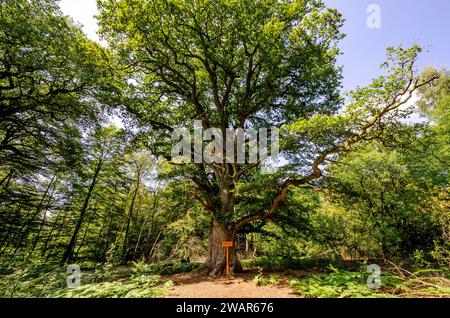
[98,0,436,274]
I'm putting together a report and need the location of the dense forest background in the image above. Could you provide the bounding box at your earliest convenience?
[0,0,448,298]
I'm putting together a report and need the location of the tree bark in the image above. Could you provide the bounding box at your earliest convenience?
[205,220,242,276]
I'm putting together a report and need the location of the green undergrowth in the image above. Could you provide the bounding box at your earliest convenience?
[245,258,450,298]
[129,261,202,275]
[55,274,166,298]
[288,265,450,298]
[0,261,201,298]
[253,269,280,286]
[242,256,342,271]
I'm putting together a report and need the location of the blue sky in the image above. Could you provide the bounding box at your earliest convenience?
[60,0,450,91]
[325,0,450,90]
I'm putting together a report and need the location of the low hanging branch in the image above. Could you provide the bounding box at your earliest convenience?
[232,70,439,234]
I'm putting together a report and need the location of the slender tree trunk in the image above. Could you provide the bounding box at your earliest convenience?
[0,220,14,255]
[122,179,140,263]
[11,174,55,256]
[45,205,70,261]
[133,194,146,257]
[75,214,93,258]
[26,182,56,262]
[109,201,129,262]
[0,207,20,256]
[99,214,114,263]
[41,203,68,257]
[61,160,102,265]
[148,230,162,261]
[26,204,48,263]
[144,191,158,257]
[93,207,112,260]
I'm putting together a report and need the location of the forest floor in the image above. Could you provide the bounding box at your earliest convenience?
[161,262,450,298]
[1,259,448,298]
[163,267,303,298]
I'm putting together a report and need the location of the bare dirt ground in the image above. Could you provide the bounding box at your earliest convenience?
[163,268,301,298]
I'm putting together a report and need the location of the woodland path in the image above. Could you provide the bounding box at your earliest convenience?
[163,268,301,298]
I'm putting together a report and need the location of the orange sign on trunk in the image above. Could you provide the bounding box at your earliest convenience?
[222,241,233,276]
[222,241,233,247]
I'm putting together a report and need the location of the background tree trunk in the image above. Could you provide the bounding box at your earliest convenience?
[61,160,102,265]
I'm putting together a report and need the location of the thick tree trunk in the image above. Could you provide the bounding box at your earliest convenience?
[205,220,242,276]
